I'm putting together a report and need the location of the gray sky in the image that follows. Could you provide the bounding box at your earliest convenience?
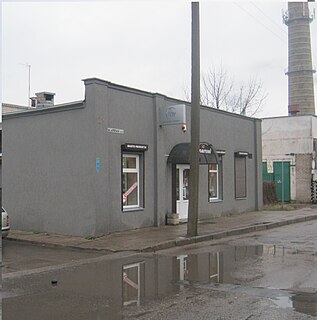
[1,1,317,118]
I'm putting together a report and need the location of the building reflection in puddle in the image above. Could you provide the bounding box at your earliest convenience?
[122,262,145,307]
[4,244,317,319]
[292,291,317,317]
[120,244,317,318]
[172,252,222,287]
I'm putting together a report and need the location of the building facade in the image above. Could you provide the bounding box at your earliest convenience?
[262,115,317,203]
[2,78,262,237]
[262,2,316,204]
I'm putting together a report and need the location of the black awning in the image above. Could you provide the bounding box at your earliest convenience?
[167,142,219,165]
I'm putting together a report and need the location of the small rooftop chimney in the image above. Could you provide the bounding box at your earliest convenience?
[30,92,55,108]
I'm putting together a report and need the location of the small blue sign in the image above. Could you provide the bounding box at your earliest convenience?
[96,157,101,172]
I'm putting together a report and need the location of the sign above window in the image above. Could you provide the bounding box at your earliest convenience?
[235,151,249,157]
[216,150,226,156]
[199,142,212,154]
[122,143,148,152]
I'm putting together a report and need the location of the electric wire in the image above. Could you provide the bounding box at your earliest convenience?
[233,2,287,45]
[250,2,288,36]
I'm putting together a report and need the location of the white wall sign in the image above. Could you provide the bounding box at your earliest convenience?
[107,128,124,134]
[199,142,212,154]
[159,104,186,126]
[123,143,148,151]
[267,160,274,173]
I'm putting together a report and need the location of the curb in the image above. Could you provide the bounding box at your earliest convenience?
[6,214,317,253]
[5,236,115,254]
[140,214,317,252]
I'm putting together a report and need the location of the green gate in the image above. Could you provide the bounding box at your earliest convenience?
[262,161,291,202]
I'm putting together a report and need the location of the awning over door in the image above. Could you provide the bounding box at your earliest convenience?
[167,142,219,165]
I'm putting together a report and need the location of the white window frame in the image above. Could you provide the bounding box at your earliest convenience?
[208,163,219,201]
[122,154,140,209]
[122,262,142,307]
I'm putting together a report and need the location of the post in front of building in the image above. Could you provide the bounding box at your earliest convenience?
[187,1,200,237]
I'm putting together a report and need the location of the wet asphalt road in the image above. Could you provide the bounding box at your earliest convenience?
[3,219,317,319]
[2,240,105,274]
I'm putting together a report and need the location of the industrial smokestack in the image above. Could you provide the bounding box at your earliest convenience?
[283,2,316,116]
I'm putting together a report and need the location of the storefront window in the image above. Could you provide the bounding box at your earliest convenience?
[208,164,219,200]
[122,154,140,209]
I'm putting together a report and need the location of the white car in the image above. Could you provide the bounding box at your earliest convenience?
[2,207,10,238]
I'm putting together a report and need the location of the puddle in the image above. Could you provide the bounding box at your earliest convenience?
[291,290,317,317]
[270,295,293,309]
[269,291,317,317]
[3,244,317,319]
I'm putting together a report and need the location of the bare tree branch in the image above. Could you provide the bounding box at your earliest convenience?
[235,77,267,116]
[201,65,233,109]
[183,66,267,117]
[200,66,266,117]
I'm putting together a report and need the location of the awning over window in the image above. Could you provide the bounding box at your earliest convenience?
[167,142,219,165]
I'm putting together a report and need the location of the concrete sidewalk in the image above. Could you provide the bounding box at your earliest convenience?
[6,206,317,253]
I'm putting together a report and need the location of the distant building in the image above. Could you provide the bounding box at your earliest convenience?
[262,115,317,203]
[262,2,316,203]
[2,103,30,114]
[2,78,262,237]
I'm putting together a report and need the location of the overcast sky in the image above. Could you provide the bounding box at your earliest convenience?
[1,1,317,119]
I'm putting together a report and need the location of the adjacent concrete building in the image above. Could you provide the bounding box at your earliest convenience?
[262,115,317,203]
[2,78,262,237]
[262,2,316,204]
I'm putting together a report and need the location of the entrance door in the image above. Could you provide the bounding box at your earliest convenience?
[274,161,291,202]
[262,161,291,202]
[176,165,190,220]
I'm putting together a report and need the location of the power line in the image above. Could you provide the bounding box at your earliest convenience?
[250,2,287,36]
[233,2,287,45]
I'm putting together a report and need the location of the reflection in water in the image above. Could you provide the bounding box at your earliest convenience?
[122,262,145,307]
[270,291,317,317]
[3,244,317,319]
[175,255,188,290]
[292,291,317,317]
[209,252,220,283]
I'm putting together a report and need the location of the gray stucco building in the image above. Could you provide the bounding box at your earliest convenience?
[2,78,262,237]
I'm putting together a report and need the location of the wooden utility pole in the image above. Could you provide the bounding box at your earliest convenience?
[187,1,200,237]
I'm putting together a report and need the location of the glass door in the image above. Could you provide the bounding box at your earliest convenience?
[176,165,190,220]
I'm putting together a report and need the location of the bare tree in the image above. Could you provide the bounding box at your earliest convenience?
[229,77,267,117]
[201,65,233,110]
[184,66,267,117]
